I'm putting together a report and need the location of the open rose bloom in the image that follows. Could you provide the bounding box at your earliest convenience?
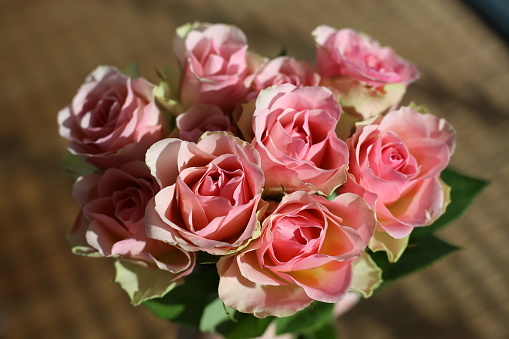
[58,21,470,338]
[218,191,376,317]
[313,25,421,120]
[58,65,168,169]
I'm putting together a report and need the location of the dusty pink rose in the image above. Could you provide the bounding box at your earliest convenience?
[313,26,420,88]
[173,23,250,112]
[68,161,195,275]
[58,65,168,169]
[144,133,265,255]
[246,56,320,101]
[252,84,349,196]
[217,191,376,318]
[346,107,456,238]
[177,104,233,142]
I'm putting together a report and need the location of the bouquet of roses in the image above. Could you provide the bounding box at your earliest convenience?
[58,22,487,338]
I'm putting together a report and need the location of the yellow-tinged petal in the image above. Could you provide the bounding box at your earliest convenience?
[440,178,452,216]
[369,229,410,263]
[349,252,383,298]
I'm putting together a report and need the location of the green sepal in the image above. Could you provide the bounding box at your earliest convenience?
[325,190,338,201]
[121,61,140,79]
[61,152,98,178]
[70,245,102,257]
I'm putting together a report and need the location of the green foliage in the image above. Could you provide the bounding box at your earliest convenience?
[370,234,460,284]
[121,61,140,78]
[143,264,219,329]
[61,152,97,178]
[276,302,335,337]
[144,265,274,338]
[296,322,338,339]
[215,312,275,339]
[199,298,232,333]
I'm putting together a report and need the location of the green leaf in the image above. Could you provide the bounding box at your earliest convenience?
[275,302,334,336]
[215,312,274,339]
[143,264,219,329]
[199,298,231,333]
[61,152,98,178]
[114,259,180,306]
[121,61,140,79]
[370,235,460,284]
[296,322,338,339]
[276,47,288,57]
[412,168,488,238]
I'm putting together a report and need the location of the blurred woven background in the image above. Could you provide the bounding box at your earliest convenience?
[1,0,508,338]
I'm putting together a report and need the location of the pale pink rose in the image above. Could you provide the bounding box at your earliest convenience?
[246,56,320,101]
[177,104,233,142]
[58,65,168,169]
[252,84,349,196]
[68,161,195,275]
[173,23,249,112]
[217,191,376,318]
[313,26,420,87]
[144,133,265,255]
[346,107,456,238]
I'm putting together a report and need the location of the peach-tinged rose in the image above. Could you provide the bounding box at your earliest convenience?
[144,133,265,255]
[68,161,195,276]
[177,104,233,142]
[313,26,420,88]
[251,84,349,196]
[173,22,250,112]
[346,107,456,238]
[217,191,376,318]
[246,56,320,101]
[58,65,168,169]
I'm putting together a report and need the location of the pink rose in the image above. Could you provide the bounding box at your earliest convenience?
[246,56,320,101]
[177,104,233,142]
[173,23,250,112]
[313,26,420,87]
[252,84,349,196]
[144,133,265,255]
[217,191,376,318]
[68,161,195,275]
[58,65,168,169]
[345,107,456,238]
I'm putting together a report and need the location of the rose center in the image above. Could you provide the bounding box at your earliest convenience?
[365,53,383,70]
[270,212,323,263]
[112,188,146,231]
[197,169,224,196]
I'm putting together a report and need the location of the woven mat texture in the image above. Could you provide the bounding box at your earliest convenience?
[1,0,509,338]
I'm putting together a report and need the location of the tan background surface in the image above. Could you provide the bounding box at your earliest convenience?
[1,0,508,338]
